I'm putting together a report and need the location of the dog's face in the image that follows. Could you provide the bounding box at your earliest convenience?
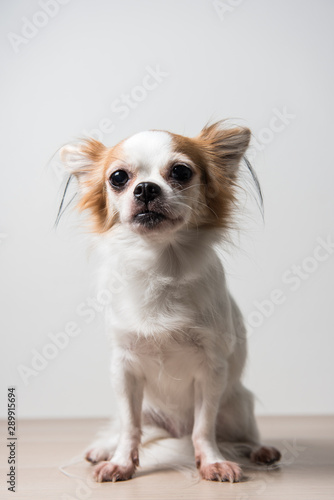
[61,123,251,236]
[104,131,202,235]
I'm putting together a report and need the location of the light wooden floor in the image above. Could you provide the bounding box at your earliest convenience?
[1,416,333,499]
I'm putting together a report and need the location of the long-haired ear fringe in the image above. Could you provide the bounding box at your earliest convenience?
[54,174,77,227]
[198,121,251,177]
[54,139,109,229]
[193,121,263,230]
[243,156,264,215]
[59,139,107,178]
[56,138,118,233]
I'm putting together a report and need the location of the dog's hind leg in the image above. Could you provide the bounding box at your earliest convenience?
[216,383,281,466]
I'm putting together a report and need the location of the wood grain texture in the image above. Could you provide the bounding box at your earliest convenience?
[1,416,333,499]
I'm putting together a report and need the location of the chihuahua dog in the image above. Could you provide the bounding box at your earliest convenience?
[60,122,281,483]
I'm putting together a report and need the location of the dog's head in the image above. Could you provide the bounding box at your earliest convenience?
[60,122,252,236]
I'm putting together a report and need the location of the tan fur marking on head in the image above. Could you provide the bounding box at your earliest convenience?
[75,139,124,233]
[72,123,250,233]
[171,122,250,230]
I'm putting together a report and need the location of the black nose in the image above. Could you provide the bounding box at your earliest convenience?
[134,182,162,204]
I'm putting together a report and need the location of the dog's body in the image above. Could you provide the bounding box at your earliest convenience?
[61,124,280,482]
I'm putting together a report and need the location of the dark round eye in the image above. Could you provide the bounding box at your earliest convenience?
[171,164,193,182]
[110,170,129,188]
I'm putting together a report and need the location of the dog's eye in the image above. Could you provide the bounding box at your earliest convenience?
[171,164,193,182]
[110,170,129,188]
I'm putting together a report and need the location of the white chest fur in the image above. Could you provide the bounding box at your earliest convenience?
[98,228,232,343]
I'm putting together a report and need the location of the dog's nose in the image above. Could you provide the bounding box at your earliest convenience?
[134,182,161,204]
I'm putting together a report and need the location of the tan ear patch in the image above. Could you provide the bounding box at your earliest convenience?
[61,139,123,233]
[171,122,250,230]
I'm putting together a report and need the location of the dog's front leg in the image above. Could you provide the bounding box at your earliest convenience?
[93,350,144,482]
[192,364,243,482]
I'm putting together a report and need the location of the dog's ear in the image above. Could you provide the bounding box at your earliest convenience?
[194,122,251,230]
[60,139,108,181]
[197,122,251,177]
[58,139,117,232]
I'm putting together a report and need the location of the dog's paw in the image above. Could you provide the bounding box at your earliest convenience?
[199,460,243,482]
[250,446,281,465]
[85,447,112,464]
[93,461,136,482]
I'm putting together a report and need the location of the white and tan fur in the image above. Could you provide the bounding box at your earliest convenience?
[60,123,280,483]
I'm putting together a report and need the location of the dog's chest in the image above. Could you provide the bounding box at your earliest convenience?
[108,268,214,335]
[99,238,227,343]
[127,333,205,409]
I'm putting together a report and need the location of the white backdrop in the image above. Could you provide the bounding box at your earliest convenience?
[1,0,334,419]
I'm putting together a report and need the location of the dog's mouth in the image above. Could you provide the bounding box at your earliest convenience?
[133,211,167,228]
